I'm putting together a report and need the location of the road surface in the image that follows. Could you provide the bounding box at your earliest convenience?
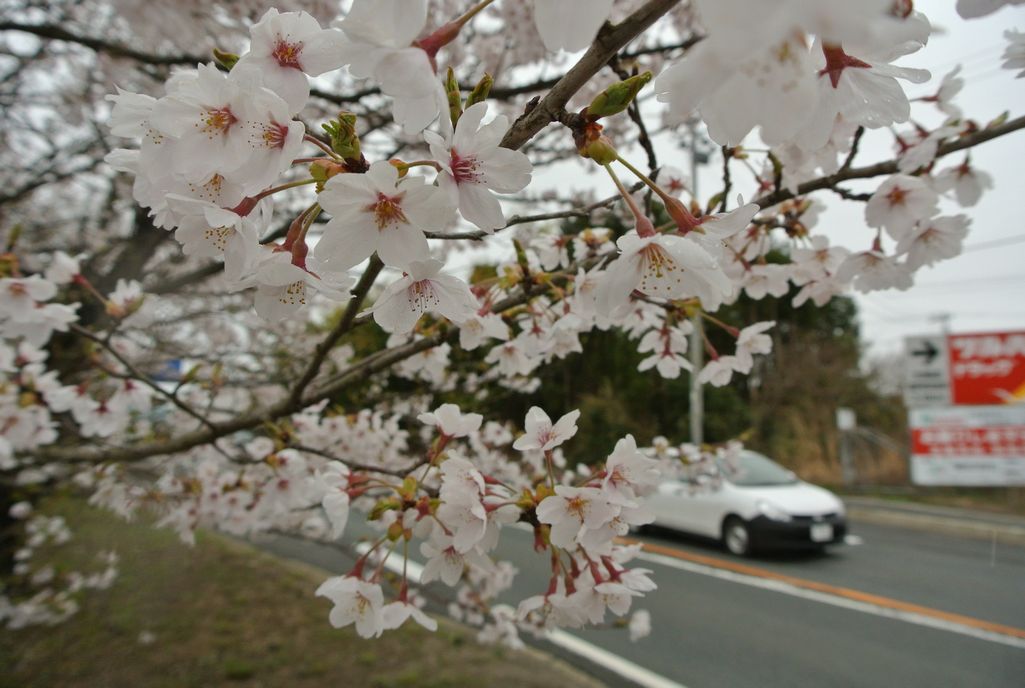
[260,514,1025,687]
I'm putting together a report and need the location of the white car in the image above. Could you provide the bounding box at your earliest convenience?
[647,450,847,556]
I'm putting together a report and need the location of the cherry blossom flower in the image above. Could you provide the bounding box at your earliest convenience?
[233,85,306,195]
[602,435,661,506]
[244,252,354,321]
[418,404,483,438]
[533,0,613,53]
[1003,29,1025,78]
[512,407,580,452]
[536,486,617,549]
[426,103,532,232]
[382,600,437,632]
[0,276,56,322]
[596,232,732,316]
[897,122,966,174]
[459,313,510,351]
[316,161,453,270]
[150,64,252,185]
[236,9,348,114]
[835,250,913,292]
[367,259,477,334]
[164,195,268,277]
[484,340,535,377]
[895,215,970,270]
[933,161,994,207]
[742,264,791,300]
[791,236,849,285]
[637,327,691,380]
[44,252,81,285]
[957,0,1025,19]
[735,321,776,374]
[927,66,965,119]
[865,174,939,240]
[335,0,442,134]
[629,609,652,641]
[317,462,351,539]
[800,36,930,152]
[697,357,740,387]
[316,576,385,638]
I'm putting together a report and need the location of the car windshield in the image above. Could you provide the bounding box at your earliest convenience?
[715,450,798,487]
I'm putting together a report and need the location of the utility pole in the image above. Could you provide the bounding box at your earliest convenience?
[688,119,706,446]
[930,312,952,336]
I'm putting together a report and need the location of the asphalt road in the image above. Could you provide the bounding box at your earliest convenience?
[261,514,1025,688]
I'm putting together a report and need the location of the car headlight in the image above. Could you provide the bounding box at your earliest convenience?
[756,500,792,522]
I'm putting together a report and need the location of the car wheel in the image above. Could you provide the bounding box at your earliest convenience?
[723,516,752,557]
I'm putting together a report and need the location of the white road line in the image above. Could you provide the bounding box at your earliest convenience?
[634,549,1025,651]
[547,629,687,688]
[355,542,688,688]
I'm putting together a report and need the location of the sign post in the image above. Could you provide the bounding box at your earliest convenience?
[903,335,951,408]
[904,330,1025,486]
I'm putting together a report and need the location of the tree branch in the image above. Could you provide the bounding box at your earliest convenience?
[753,114,1025,209]
[286,255,383,407]
[499,0,682,151]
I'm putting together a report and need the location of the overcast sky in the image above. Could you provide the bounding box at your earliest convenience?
[517,1,1025,361]
[824,1,1025,358]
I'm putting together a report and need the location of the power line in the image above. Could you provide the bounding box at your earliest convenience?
[963,234,1025,252]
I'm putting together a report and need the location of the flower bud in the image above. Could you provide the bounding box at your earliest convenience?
[579,134,619,165]
[321,112,361,160]
[310,159,345,189]
[212,48,240,71]
[445,67,463,127]
[586,71,653,120]
[466,73,493,108]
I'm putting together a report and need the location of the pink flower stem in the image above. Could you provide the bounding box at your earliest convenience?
[250,178,317,204]
[303,134,341,159]
[603,163,656,238]
[700,311,740,338]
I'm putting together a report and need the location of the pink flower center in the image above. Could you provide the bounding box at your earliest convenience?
[189,174,228,203]
[272,39,304,69]
[260,121,290,150]
[566,496,588,520]
[886,185,909,208]
[201,106,237,136]
[407,279,440,312]
[368,192,409,229]
[8,282,26,297]
[451,149,483,185]
[639,243,681,286]
[819,44,871,89]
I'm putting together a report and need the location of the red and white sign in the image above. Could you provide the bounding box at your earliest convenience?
[948,330,1025,405]
[910,405,1025,485]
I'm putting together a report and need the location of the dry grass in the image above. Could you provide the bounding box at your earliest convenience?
[0,498,600,688]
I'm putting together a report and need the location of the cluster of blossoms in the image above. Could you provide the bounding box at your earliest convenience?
[3,0,1024,644]
[1,502,119,629]
[312,404,661,642]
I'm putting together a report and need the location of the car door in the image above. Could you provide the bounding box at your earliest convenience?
[678,475,729,537]
[649,480,697,533]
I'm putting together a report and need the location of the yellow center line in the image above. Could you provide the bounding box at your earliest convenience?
[619,537,1025,641]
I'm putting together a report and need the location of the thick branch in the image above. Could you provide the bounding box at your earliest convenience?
[499,0,682,151]
[753,114,1025,209]
[0,22,204,66]
[286,255,383,407]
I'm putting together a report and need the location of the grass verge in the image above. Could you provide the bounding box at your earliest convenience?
[1,497,600,688]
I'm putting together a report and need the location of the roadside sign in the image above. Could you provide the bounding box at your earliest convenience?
[836,408,856,431]
[948,330,1025,405]
[910,405,1025,485]
[903,335,951,408]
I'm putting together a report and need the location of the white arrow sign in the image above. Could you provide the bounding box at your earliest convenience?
[904,335,951,408]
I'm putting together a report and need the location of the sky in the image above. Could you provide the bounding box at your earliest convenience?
[499,1,1025,362]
